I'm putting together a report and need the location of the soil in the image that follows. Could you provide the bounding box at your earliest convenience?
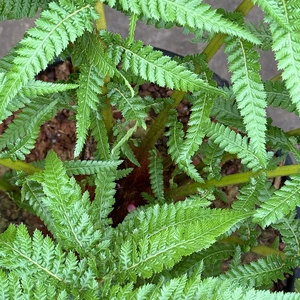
[0,59,290,291]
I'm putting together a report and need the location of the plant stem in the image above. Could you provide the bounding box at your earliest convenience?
[0,159,41,174]
[166,164,300,200]
[94,2,113,138]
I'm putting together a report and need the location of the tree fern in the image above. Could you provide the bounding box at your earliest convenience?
[0,0,97,120]
[103,0,261,44]
[268,0,300,114]
[224,36,267,165]
[253,172,300,228]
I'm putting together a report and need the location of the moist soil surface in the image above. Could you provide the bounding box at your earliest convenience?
[0,59,291,292]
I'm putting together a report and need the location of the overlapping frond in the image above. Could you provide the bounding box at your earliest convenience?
[269,1,300,114]
[253,172,300,228]
[224,36,267,165]
[75,64,105,157]
[101,31,226,95]
[113,201,250,282]
[206,122,263,171]
[0,98,58,160]
[0,0,97,120]
[104,0,260,44]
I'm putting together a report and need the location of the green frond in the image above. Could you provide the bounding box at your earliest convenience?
[253,172,300,228]
[202,141,224,180]
[113,200,250,282]
[206,122,263,171]
[252,0,290,30]
[211,91,245,132]
[0,0,49,20]
[63,159,122,176]
[104,0,260,44]
[90,168,117,229]
[180,92,213,161]
[265,80,298,114]
[108,83,147,128]
[0,98,58,160]
[247,22,273,51]
[75,64,105,157]
[266,126,300,162]
[0,0,97,120]
[37,151,102,254]
[224,36,267,165]
[222,255,295,288]
[0,224,98,297]
[273,216,300,257]
[90,111,110,161]
[149,148,165,203]
[269,1,300,114]
[232,174,266,212]
[101,31,226,96]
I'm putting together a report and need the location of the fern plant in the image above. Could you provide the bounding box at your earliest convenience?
[0,0,300,298]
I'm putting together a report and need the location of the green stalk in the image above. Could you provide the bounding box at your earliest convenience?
[166,164,300,200]
[137,1,254,159]
[0,159,41,174]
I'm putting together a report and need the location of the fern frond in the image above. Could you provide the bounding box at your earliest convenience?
[247,22,273,51]
[108,83,147,128]
[101,31,226,96]
[224,36,267,165]
[149,148,165,203]
[0,0,97,120]
[202,140,224,180]
[104,0,260,44]
[265,80,298,114]
[90,111,110,161]
[37,151,102,254]
[222,255,295,288]
[0,224,98,297]
[180,92,212,161]
[63,159,122,176]
[269,1,300,114]
[75,64,105,157]
[232,174,266,212]
[0,98,58,160]
[0,0,49,20]
[253,172,300,228]
[113,200,251,282]
[206,122,263,171]
[252,0,290,30]
[211,91,245,132]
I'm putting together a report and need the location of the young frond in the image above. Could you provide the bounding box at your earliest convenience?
[0,0,49,20]
[0,98,58,160]
[253,172,300,228]
[113,201,250,282]
[101,31,226,96]
[75,64,105,157]
[269,1,300,115]
[35,151,102,254]
[222,255,295,288]
[0,0,97,120]
[104,0,260,44]
[206,122,263,171]
[224,37,267,165]
[149,148,165,203]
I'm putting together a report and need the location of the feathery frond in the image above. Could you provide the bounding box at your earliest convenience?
[253,172,300,228]
[224,36,267,165]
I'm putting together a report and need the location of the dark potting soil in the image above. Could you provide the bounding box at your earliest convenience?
[0,59,290,292]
